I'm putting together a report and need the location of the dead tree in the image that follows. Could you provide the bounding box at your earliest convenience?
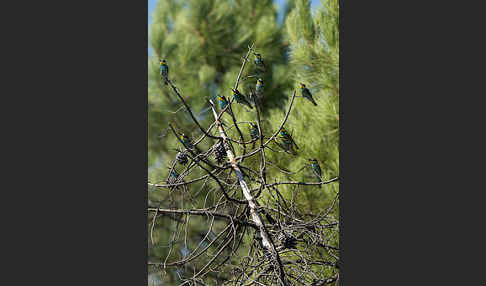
[148,44,340,286]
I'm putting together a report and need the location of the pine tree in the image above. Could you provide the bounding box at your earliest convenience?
[148,1,339,285]
[148,0,291,168]
[264,0,339,210]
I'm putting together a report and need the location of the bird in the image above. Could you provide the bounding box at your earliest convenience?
[217,95,232,115]
[255,78,264,107]
[160,59,169,85]
[249,123,259,149]
[299,83,317,106]
[180,133,194,150]
[280,137,298,155]
[168,169,179,185]
[253,53,266,73]
[309,158,323,189]
[280,128,299,149]
[231,89,253,109]
[277,128,298,155]
[180,133,203,155]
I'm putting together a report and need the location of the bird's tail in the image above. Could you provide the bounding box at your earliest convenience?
[256,67,265,74]
[292,140,299,150]
[258,97,264,110]
[290,147,297,155]
[312,99,318,106]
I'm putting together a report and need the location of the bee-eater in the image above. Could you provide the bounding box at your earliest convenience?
[180,133,202,154]
[232,89,253,109]
[249,123,259,140]
[180,133,194,150]
[299,83,317,106]
[160,59,169,85]
[280,137,297,155]
[168,169,179,184]
[276,128,298,155]
[309,158,323,188]
[249,122,259,149]
[280,128,299,149]
[253,53,266,73]
[217,95,232,115]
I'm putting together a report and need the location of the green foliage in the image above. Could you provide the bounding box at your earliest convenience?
[148,0,290,169]
[148,0,339,284]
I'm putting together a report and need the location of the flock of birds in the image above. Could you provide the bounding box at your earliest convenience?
[158,52,324,187]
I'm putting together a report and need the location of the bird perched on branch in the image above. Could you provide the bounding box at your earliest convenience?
[160,59,169,85]
[231,89,253,109]
[253,53,266,73]
[255,78,264,107]
[277,128,298,155]
[280,128,298,149]
[280,138,297,155]
[299,83,317,106]
[167,169,179,185]
[217,95,232,116]
[180,133,202,154]
[249,123,259,149]
[180,133,194,149]
[309,158,323,189]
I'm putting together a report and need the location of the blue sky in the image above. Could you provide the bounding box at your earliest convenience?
[148,0,321,55]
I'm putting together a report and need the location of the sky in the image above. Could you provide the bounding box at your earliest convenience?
[148,0,321,55]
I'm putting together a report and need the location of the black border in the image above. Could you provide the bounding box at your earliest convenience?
[9,0,149,284]
[6,0,474,284]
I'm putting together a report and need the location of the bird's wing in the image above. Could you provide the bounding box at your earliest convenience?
[291,137,299,149]
[316,166,322,178]
[289,133,299,149]
[305,88,312,96]
[242,95,253,108]
[312,166,322,179]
